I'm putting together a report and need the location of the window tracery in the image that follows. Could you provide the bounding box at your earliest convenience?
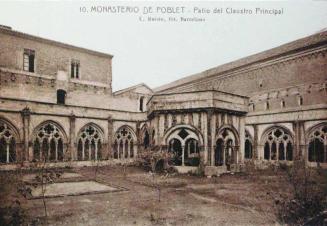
[113,127,135,159]
[215,128,237,167]
[308,124,327,163]
[33,122,65,162]
[0,121,16,163]
[263,127,293,161]
[77,124,103,161]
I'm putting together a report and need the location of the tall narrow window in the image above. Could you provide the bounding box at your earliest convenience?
[139,96,144,112]
[23,49,35,72]
[281,100,285,108]
[71,60,80,79]
[57,89,66,105]
[298,96,303,106]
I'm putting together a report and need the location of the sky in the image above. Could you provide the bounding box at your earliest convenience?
[0,1,326,91]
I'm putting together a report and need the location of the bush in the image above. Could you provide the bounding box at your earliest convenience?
[137,146,174,173]
[275,160,327,225]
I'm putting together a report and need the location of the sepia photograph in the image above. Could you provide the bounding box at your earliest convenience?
[0,0,326,225]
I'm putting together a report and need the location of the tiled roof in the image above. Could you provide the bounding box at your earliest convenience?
[154,30,327,93]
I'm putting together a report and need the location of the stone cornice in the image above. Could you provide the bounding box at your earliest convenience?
[246,103,327,117]
[0,27,113,59]
[155,44,327,94]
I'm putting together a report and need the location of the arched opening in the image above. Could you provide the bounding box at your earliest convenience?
[165,126,202,167]
[214,128,237,168]
[168,138,182,166]
[77,139,83,160]
[184,138,200,166]
[244,131,253,159]
[77,124,104,161]
[245,140,252,159]
[57,89,66,105]
[0,121,18,163]
[143,130,150,149]
[307,124,327,163]
[308,138,324,162]
[113,126,136,160]
[278,142,285,160]
[264,142,270,160]
[32,122,67,162]
[262,127,293,162]
[215,138,224,166]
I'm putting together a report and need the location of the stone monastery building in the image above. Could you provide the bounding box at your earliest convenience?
[0,25,326,174]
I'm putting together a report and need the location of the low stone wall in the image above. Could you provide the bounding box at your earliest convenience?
[0,159,137,171]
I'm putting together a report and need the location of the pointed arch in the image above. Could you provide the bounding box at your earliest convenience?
[162,124,204,146]
[244,130,253,159]
[164,124,203,167]
[260,125,294,161]
[76,123,104,161]
[214,125,239,167]
[140,124,150,149]
[306,122,327,163]
[0,117,20,163]
[31,120,68,162]
[113,125,137,159]
[216,125,240,146]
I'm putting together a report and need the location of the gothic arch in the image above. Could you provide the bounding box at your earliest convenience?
[113,125,137,159]
[31,120,68,162]
[215,125,240,146]
[260,126,294,161]
[306,122,327,163]
[0,117,20,163]
[77,123,104,161]
[162,124,204,146]
[244,130,253,159]
[214,125,239,167]
[140,124,150,149]
[164,124,203,167]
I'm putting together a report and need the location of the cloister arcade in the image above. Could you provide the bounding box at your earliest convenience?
[0,119,19,163]
[77,124,104,161]
[0,116,326,168]
[112,126,137,160]
[214,127,239,169]
[165,126,202,167]
[32,121,67,162]
[261,126,293,162]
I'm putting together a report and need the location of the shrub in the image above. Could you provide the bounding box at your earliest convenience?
[275,160,327,225]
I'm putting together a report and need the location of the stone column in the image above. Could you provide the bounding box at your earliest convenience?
[136,121,141,150]
[239,116,245,163]
[69,113,76,161]
[294,121,305,161]
[107,116,113,159]
[21,107,31,162]
[210,111,216,166]
[133,143,138,159]
[207,109,214,166]
[156,113,160,145]
[253,124,259,160]
[182,145,185,166]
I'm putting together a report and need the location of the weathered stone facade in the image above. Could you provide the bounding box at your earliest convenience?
[0,25,326,173]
